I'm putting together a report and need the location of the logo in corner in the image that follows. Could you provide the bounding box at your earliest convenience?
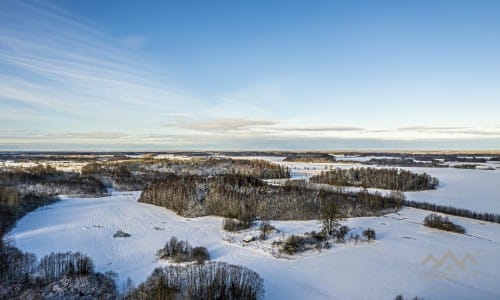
[420,250,478,280]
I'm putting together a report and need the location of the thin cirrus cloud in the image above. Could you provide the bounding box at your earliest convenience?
[396,126,500,137]
[178,118,278,133]
[121,35,150,49]
[0,0,198,123]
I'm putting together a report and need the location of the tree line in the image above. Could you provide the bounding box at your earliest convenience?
[139,174,405,221]
[405,200,500,224]
[310,167,439,191]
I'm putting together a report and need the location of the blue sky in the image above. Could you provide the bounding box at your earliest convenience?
[1,0,499,150]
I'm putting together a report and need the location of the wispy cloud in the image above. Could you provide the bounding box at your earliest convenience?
[396,126,500,137]
[0,0,198,122]
[121,35,149,49]
[179,118,277,133]
[277,126,365,132]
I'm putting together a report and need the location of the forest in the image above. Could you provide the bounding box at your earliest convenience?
[139,174,405,221]
[310,167,439,191]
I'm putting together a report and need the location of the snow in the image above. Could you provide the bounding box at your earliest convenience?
[403,167,500,214]
[8,192,500,299]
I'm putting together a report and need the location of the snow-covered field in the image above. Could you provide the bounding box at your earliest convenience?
[9,191,500,299]
[404,167,500,214]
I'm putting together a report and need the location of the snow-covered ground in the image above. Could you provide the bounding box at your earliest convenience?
[404,167,500,214]
[8,192,500,299]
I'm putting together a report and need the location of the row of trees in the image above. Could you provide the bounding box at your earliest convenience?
[310,167,439,191]
[0,239,98,286]
[38,252,95,282]
[139,174,405,221]
[405,200,500,224]
[125,262,264,300]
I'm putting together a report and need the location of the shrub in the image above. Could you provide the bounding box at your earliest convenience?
[192,246,210,264]
[259,221,275,240]
[423,214,465,234]
[336,225,350,242]
[363,228,376,241]
[280,232,330,255]
[281,235,307,255]
[113,230,131,238]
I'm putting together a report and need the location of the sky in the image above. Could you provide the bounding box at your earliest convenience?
[1,0,500,151]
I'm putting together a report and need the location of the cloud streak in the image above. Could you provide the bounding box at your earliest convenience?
[0,0,198,122]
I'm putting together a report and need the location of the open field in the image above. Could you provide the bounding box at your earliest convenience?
[9,191,500,299]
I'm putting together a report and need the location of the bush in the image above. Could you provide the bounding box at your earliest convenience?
[192,246,210,264]
[280,232,330,255]
[363,228,376,241]
[157,237,210,264]
[423,214,465,234]
[281,235,306,255]
[336,225,350,242]
[223,218,252,232]
[113,230,131,238]
[259,221,275,240]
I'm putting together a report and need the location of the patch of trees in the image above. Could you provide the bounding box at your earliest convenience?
[81,157,289,191]
[38,251,95,281]
[453,164,477,169]
[124,262,264,300]
[139,174,405,220]
[394,295,424,300]
[223,218,252,232]
[404,200,500,224]
[156,237,210,264]
[1,246,95,284]
[113,230,131,238]
[362,158,446,168]
[283,153,336,163]
[0,241,117,299]
[310,167,439,191]
[423,214,466,234]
